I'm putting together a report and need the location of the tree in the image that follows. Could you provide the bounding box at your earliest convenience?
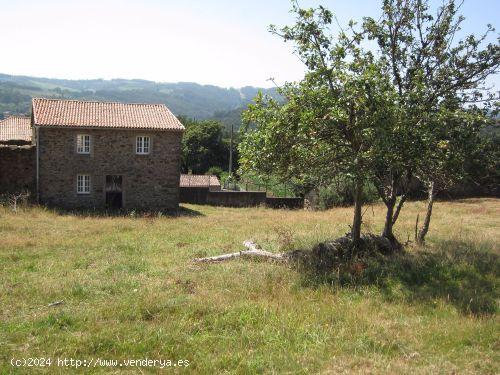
[180,117,230,174]
[363,0,500,241]
[414,106,494,244]
[240,4,398,245]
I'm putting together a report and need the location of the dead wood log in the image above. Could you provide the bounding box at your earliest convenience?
[193,240,286,263]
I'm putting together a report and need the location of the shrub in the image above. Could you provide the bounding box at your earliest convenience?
[317,179,378,209]
[206,166,224,179]
[297,238,499,315]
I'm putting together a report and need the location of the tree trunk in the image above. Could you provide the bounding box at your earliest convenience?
[382,194,407,242]
[351,178,363,245]
[382,197,396,241]
[376,170,411,243]
[392,195,407,225]
[416,181,435,245]
[375,175,397,241]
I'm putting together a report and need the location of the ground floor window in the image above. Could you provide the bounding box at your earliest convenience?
[77,174,90,194]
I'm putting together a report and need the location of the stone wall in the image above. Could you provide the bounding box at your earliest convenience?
[180,187,210,204]
[37,127,182,210]
[180,189,304,209]
[206,191,267,207]
[0,145,36,194]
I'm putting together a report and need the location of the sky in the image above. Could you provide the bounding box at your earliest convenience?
[0,0,498,88]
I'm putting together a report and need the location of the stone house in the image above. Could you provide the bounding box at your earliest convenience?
[0,98,185,210]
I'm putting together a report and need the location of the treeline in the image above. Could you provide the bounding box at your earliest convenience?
[0,73,278,123]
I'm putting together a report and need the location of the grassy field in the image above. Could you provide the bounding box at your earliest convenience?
[0,199,498,373]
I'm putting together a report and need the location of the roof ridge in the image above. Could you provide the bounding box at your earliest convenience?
[32,97,167,107]
[3,114,30,118]
[181,174,219,177]
[0,115,31,124]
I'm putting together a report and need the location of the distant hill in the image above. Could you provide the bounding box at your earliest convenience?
[0,73,277,129]
[211,107,247,133]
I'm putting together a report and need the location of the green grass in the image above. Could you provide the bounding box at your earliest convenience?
[0,199,499,373]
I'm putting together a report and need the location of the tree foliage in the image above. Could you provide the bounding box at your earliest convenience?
[180,117,234,175]
[363,0,500,241]
[240,0,499,246]
[241,3,399,243]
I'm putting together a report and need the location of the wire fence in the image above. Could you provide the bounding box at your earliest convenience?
[223,178,299,198]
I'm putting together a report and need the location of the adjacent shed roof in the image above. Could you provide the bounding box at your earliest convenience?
[0,115,32,142]
[32,98,184,131]
[180,174,221,188]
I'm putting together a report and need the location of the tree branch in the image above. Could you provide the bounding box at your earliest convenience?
[193,241,286,263]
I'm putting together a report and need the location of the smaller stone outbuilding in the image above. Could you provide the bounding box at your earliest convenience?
[0,116,36,193]
[180,174,221,191]
[179,174,221,204]
[0,115,32,145]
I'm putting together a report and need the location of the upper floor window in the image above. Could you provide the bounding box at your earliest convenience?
[136,136,150,154]
[77,134,90,154]
[77,174,90,194]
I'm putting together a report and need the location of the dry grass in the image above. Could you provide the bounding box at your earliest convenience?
[0,198,498,373]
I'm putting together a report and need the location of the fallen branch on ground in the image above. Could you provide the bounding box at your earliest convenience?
[193,234,400,266]
[193,240,286,263]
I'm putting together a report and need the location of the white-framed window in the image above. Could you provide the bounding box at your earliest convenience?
[77,174,90,194]
[136,136,151,155]
[77,134,91,154]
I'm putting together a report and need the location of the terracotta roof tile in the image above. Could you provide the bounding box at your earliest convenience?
[180,174,221,188]
[0,115,32,142]
[32,98,184,131]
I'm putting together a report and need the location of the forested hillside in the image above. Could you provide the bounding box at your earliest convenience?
[0,73,276,130]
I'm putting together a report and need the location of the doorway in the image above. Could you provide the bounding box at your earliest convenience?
[105,175,123,209]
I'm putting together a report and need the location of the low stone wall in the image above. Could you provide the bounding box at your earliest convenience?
[206,191,267,207]
[265,197,304,209]
[180,187,209,204]
[181,189,304,208]
[0,145,36,194]
[438,182,500,199]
